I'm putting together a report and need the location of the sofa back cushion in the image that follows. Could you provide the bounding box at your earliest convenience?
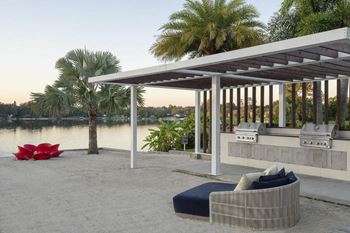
[251,171,297,190]
[259,168,285,182]
[234,165,279,191]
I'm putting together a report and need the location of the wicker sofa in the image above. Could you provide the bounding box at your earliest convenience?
[209,177,300,230]
[173,177,300,230]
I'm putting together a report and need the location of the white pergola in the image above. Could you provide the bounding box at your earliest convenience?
[89,27,350,175]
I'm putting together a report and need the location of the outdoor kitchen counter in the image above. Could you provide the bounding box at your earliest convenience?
[220,132,350,181]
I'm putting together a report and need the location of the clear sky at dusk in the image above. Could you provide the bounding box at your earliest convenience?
[0,0,282,106]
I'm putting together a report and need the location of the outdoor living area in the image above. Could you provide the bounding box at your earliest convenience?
[90,27,350,183]
[1,149,350,233]
[86,27,350,230]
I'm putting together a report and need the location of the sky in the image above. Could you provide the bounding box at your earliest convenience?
[0,0,282,107]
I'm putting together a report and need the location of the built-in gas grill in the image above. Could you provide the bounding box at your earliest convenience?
[299,123,338,149]
[235,122,266,143]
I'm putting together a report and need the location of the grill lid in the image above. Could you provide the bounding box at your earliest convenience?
[300,123,338,138]
[236,122,266,134]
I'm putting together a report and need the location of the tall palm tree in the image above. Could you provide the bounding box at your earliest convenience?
[150,0,266,61]
[268,0,350,125]
[31,49,144,154]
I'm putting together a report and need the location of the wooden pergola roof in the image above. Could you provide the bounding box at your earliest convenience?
[89,27,350,90]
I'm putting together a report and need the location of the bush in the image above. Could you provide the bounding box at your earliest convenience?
[142,114,196,152]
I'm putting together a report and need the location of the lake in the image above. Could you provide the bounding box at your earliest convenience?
[0,120,158,157]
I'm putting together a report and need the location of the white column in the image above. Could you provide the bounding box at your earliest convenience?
[130,85,137,168]
[279,84,286,127]
[211,76,221,175]
[195,90,201,154]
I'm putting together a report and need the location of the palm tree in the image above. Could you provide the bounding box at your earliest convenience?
[268,0,350,125]
[31,49,144,154]
[150,0,266,61]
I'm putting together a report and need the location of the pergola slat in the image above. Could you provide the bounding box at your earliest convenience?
[252,86,256,122]
[325,80,329,124]
[313,81,318,124]
[222,89,227,132]
[260,86,264,123]
[269,85,273,127]
[337,79,341,127]
[203,91,207,153]
[244,87,248,122]
[229,88,233,132]
[302,82,307,124]
[304,46,339,58]
[209,91,212,153]
[237,88,241,125]
[291,83,296,128]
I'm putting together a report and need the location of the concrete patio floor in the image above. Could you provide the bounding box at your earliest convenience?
[1,150,350,233]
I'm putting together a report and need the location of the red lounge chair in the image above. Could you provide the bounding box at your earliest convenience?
[14,143,63,161]
[13,152,30,160]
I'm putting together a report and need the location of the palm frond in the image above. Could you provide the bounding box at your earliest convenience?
[151,0,265,61]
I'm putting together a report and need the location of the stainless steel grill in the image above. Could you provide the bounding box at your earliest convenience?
[235,122,266,143]
[299,123,338,149]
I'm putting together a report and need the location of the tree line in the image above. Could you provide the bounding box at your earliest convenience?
[0,101,195,120]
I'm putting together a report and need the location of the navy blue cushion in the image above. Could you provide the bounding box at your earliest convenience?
[173,182,235,217]
[259,168,286,182]
[251,171,297,190]
[286,171,298,183]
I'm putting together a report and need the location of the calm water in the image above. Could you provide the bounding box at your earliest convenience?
[0,120,158,157]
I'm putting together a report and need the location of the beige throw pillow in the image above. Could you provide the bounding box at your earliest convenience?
[234,165,279,191]
[264,165,278,176]
[234,172,263,191]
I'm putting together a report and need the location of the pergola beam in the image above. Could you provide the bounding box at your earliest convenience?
[99,81,201,91]
[175,69,284,83]
[230,52,350,75]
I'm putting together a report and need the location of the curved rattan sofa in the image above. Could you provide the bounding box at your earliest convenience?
[209,177,300,230]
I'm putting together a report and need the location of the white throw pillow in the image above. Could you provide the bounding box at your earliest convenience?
[264,165,278,176]
[234,172,264,191]
[234,165,279,191]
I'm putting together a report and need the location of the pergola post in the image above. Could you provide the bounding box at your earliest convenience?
[130,85,137,168]
[195,90,201,154]
[211,76,221,175]
[279,84,286,127]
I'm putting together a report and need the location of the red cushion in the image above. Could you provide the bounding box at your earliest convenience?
[37,143,52,147]
[35,143,51,153]
[33,153,51,160]
[17,146,33,159]
[18,146,30,154]
[50,144,60,151]
[51,150,63,157]
[13,152,30,160]
[23,144,37,153]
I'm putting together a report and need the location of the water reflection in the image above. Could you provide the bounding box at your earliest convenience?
[0,120,158,156]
